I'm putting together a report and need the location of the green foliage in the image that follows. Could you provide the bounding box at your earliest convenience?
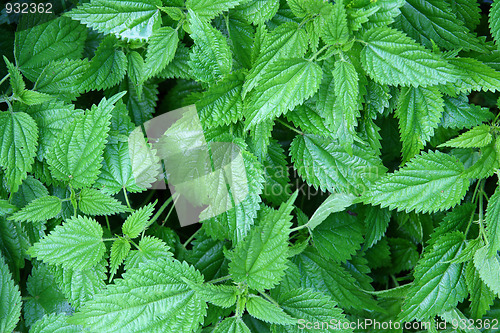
[2,1,500,331]
[28,216,106,270]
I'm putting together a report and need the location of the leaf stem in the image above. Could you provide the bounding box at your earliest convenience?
[290,224,309,233]
[123,187,132,209]
[478,184,489,245]
[183,227,201,248]
[102,238,118,242]
[150,195,174,226]
[258,291,280,307]
[308,44,330,62]
[276,119,303,135]
[207,275,232,284]
[0,73,10,87]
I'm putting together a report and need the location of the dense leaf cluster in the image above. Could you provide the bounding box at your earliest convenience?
[1,0,500,332]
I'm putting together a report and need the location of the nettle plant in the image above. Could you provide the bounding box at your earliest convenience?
[1,0,500,332]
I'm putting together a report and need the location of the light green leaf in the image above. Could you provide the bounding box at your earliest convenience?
[274,288,352,333]
[78,188,130,216]
[144,27,178,80]
[197,71,245,128]
[110,238,131,278]
[47,93,124,189]
[290,134,386,194]
[186,282,237,308]
[465,261,496,319]
[363,206,391,248]
[447,57,500,93]
[122,202,155,238]
[70,259,207,333]
[445,0,481,31]
[395,86,444,162]
[77,36,127,92]
[0,111,38,192]
[491,0,500,48]
[5,56,25,96]
[321,0,349,45]
[227,193,297,290]
[17,90,54,106]
[33,59,88,100]
[461,143,499,180]
[399,232,467,321]
[15,16,87,79]
[361,27,458,87]
[158,43,192,80]
[187,0,249,21]
[393,0,486,52]
[124,236,172,271]
[474,245,500,297]
[0,255,22,333]
[244,58,322,129]
[486,186,500,257]
[242,22,308,96]
[308,193,357,230]
[363,151,469,213]
[126,51,144,96]
[52,260,107,310]
[188,9,232,83]
[28,216,106,271]
[9,196,61,223]
[29,313,84,333]
[66,0,161,40]
[365,0,405,28]
[213,317,251,333]
[286,99,331,137]
[245,295,295,325]
[439,125,492,149]
[234,0,279,26]
[0,200,17,216]
[331,59,359,150]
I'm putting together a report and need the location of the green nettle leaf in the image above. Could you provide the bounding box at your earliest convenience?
[244,58,322,128]
[439,125,493,149]
[473,245,500,297]
[242,22,309,96]
[400,232,467,321]
[66,0,162,40]
[234,0,279,26]
[331,59,359,150]
[321,0,349,45]
[465,261,496,319]
[440,94,494,130]
[312,212,364,263]
[185,282,238,308]
[52,260,107,309]
[127,51,144,95]
[445,0,481,31]
[213,316,251,333]
[363,151,469,213]
[109,238,131,278]
[274,288,352,333]
[9,196,61,223]
[290,134,386,194]
[186,0,250,21]
[124,235,172,271]
[227,193,296,290]
[46,93,124,189]
[78,188,130,216]
[395,86,444,162]
[28,216,106,270]
[308,192,357,230]
[30,313,84,333]
[159,43,192,80]
[245,295,295,325]
[144,27,179,80]
[70,259,207,333]
[5,56,25,97]
[122,202,155,238]
[0,256,22,333]
[197,71,245,128]
[361,27,458,87]
[0,200,17,216]
[393,0,486,52]
[490,0,500,48]
[0,111,38,192]
[363,206,391,248]
[486,186,500,257]
[77,36,127,92]
[461,142,499,180]
[188,9,232,83]
[447,57,500,93]
[15,16,87,79]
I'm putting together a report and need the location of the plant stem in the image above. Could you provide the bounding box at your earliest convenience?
[207,275,232,284]
[478,185,489,245]
[308,44,330,62]
[258,291,280,307]
[150,195,174,226]
[183,228,201,248]
[276,119,303,135]
[123,187,132,209]
[102,238,117,242]
[0,73,10,87]
[290,224,309,233]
